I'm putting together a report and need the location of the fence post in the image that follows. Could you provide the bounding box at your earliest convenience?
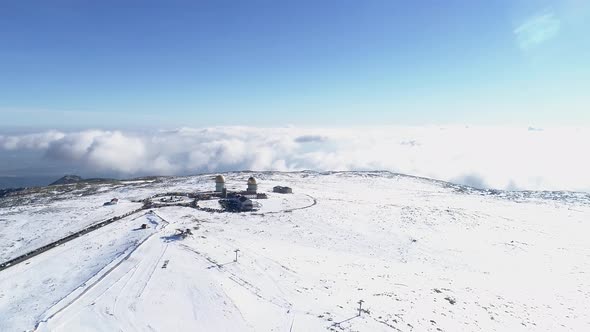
[357,300,364,316]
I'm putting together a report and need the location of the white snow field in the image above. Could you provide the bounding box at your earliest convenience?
[1,171,589,331]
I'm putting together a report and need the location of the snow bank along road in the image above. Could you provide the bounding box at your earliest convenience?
[1,191,200,272]
[0,207,145,272]
[1,171,589,331]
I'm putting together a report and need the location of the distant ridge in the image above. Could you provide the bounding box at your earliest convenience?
[49,175,83,186]
[49,175,118,186]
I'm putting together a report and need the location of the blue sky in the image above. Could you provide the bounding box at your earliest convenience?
[1,0,589,128]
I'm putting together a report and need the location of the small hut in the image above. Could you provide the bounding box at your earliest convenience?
[273,186,292,194]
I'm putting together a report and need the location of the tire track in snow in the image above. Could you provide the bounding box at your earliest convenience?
[252,193,318,215]
[178,243,293,310]
[35,213,168,330]
[136,243,169,298]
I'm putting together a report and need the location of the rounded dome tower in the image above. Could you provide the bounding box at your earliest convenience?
[246,176,258,194]
[215,175,225,192]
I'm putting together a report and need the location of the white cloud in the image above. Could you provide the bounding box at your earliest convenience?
[514,11,561,50]
[1,126,589,192]
[0,131,65,150]
[84,132,147,174]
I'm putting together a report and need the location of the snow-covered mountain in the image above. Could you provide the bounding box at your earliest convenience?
[0,171,589,331]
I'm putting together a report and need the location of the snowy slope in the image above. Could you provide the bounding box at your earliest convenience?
[1,172,589,331]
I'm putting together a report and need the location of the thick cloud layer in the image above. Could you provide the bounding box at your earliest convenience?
[1,126,588,192]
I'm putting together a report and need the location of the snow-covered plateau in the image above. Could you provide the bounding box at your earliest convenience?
[0,171,589,331]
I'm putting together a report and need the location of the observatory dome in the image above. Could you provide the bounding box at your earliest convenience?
[215,175,226,183]
[247,177,257,185]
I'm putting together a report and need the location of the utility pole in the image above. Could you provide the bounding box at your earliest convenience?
[234,249,240,262]
[357,300,364,316]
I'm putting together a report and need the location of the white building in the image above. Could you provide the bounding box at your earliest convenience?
[215,175,226,192]
[246,177,257,194]
[273,186,292,194]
